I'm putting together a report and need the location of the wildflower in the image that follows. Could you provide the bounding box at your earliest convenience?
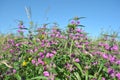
[8,39,14,45]
[10,49,14,53]
[29,49,34,53]
[35,62,39,66]
[44,66,47,71]
[102,77,106,80]
[116,60,120,65]
[39,52,44,58]
[80,34,84,37]
[107,68,114,75]
[71,20,75,24]
[92,61,98,66]
[36,39,40,42]
[38,58,44,65]
[108,55,116,63]
[34,47,38,52]
[49,53,54,58]
[18,25,25,29]
[22,61,27,66]
[76,21,80,25]
[46,53,50,58]
[46,53,54,58]
[77,45,82,48]
[102,54,108,59]
[74,58,80,63]
[51,50,57,54]
[71,54,75,58]
[98,42,104,46]
[16,43,20,47]
[17,29,23,33]
[104,44,110,50]
[43,71,50,77]
[111,45,119,51]
[116,72,120,80]
[13,69,16,74]
[31,59,36,64]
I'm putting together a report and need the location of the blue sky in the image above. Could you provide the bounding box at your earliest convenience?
[0,0,120,37]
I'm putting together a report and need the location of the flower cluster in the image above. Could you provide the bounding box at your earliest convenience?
[0,18,120,80]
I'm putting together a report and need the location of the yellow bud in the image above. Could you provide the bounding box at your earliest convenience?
[22,61,27,66]
[28,58,32,61]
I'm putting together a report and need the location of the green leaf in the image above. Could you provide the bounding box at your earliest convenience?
[98,74,102,80]
[98,63,103,73]
[85,70,88,80]
[49,68,57,74]
[74,63,84,76]
[14,73,22,80]
[30,76,48,80]
[73,72,81,80]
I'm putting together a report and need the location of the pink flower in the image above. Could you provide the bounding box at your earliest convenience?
[38,58,44,65]
[77,45,82,48]
[49,53,54,58]
[116,72,120,80]
[31,60,36,64]
[92,61,98,66]
[35,62,39,66]
[75,58,80,63]
[71,21,75,24]
[102,77,106,80]
[105,44,110,50]
[34,48,38,52]
[116,60,120,65]
[98,42,104,46]
[39,52,44,58]
[29,49,34,53]
[16,43,20,47]
[52,50,57,54]
[13,69,16,73]
[102,54,108,59]
[17,29,23,33]
[43,71,50,77]
[46,53,54,58]
[80,34,84,37]
[18,25,25,29]
[111,45,119,51]
[76,28,81,33]
[76,21,80,25]
[10,49,14,53]
[46,53,50,58]
[107,68,114,75]
[104,44,110,50]
[108,55,116,63]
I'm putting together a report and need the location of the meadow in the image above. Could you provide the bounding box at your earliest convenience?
[0,17,120,80]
